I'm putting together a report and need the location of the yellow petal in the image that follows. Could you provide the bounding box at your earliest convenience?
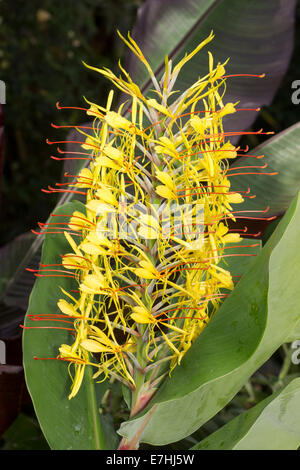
[189,115,206,134]
[155,169,175,190]
[57,299,79,317]
[156,185,175,199]
[135,268,158,279]
[131,306,154,324]
[103,145,123,162]
[222,233,242,243]
[147,98,172,117]
[218,103,236,118]
[105,111,132,131]
[227,193,244,204]
[95,188,118,206]
[86,199,116,214]
[81,339,111,353]
[80,242,104,256]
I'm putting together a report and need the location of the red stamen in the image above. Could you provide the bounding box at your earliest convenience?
[225,171,278,177]
[56,101,104,118]
[51,156,92,161]
[46,138,101,151]
[226,163,267,171]
[57,147,92,155]
[20,325,75,332]
[51,123,95,130]
[42,186,87,195]
[51,214,95,226]
[221,73,265,79]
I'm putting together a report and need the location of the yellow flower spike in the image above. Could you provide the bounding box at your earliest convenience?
[37,31,260,413]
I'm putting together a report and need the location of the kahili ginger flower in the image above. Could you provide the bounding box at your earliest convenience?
[26,31,275,426]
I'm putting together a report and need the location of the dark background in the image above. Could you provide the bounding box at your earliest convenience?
[0,0,143,247]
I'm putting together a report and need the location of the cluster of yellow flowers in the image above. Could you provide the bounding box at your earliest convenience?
[55,31,245,404]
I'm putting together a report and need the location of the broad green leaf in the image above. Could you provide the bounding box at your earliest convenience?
[192,378,300,450]
[125,0,296,135]
[218,237,261,278]
[118,190,300,446]
[231,122,300,217]
[23,201,116,450]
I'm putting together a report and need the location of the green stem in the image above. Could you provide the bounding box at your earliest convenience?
[131,325,147,417]
[278,344,292,382]
[86,365,107,450]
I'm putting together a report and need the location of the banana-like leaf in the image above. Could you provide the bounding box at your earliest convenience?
[22,201,117,450]
[0,232,35,337]
[124,0,296,136]
[192,378,300,450]
[231,122,300,218]
[118,190,300,446]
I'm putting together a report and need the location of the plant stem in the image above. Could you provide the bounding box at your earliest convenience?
[130,325,147,417]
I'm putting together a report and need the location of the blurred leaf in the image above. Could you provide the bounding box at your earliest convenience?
[0,232,35,297]
[0,191,81,336]
[286,319,300,343]
[23,201,117,450]
[192,378,300,450]
[0,233,36,336]
[118,190,300,446]
[231,122,300,217]
[124,0,296,136]
[1,413,49,450]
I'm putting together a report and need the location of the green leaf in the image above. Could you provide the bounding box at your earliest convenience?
[118,190,300,446]
[0,232,36,337]
[231,122,300,217]
[125,0,296,136]
[1,413,50,450]
[192,378,300,450]
[22,201,116,450]
[218,237,262,278]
